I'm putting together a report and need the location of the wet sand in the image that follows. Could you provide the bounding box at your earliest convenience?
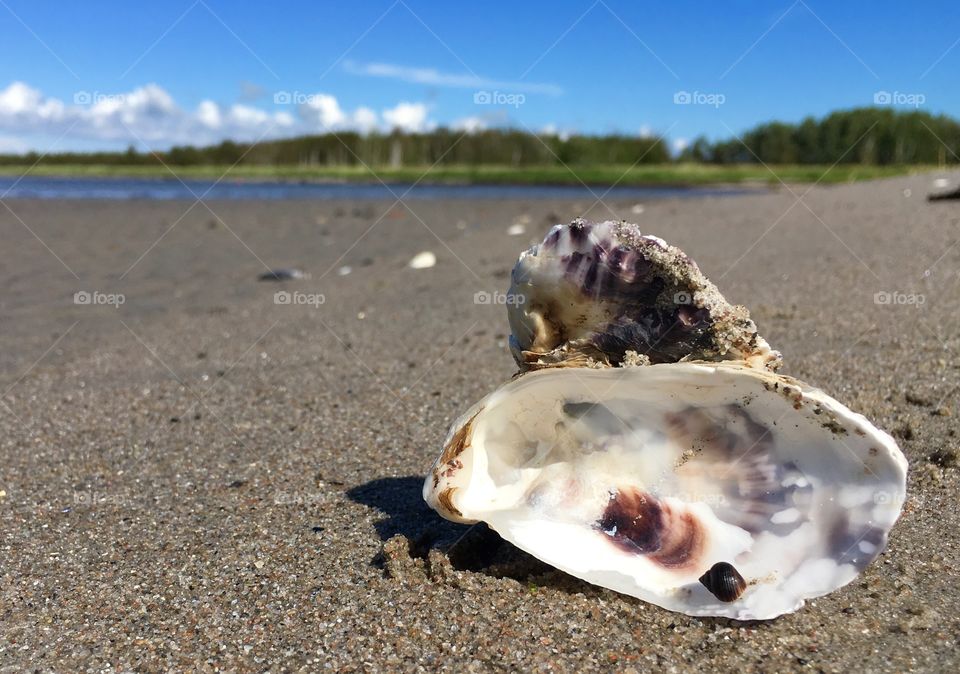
[1,174,958,671]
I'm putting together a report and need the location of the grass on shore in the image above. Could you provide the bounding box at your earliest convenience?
[0,162,938,186]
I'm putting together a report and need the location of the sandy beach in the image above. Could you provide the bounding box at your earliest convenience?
[1,174,958,671]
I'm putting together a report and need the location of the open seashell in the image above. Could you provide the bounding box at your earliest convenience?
[423,219,907,620]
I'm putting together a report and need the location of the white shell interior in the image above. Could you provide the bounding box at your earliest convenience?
[425,362,907,620]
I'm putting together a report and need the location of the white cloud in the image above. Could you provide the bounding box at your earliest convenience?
[538,123,573,141]
[382,102,431,132]
[672,137,689,153]
[91,83,175,119]
[300,93,346,128]
[352,106,378,132]
[0,81,43,115]
[197,100,222,128]
[451,116,487,133]
[344,61,563,96]
[274,110,296,127]
[0,82,68,130]
[0,134,28,154]
[0,81,434,149]
[0,82,293,145]
[294,95,390,133]
[227,103,271,127]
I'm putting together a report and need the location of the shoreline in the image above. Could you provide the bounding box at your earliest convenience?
[0,162,941,187]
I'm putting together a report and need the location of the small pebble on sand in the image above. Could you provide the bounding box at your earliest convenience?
[258,268,307,281]
[408,251,436,269]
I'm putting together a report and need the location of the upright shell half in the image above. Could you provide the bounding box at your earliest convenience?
[424,219,907,620]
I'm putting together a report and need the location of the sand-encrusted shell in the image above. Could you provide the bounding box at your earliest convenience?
[507,219,781,371]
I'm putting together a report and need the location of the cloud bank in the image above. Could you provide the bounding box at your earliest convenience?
[0,81,437,150]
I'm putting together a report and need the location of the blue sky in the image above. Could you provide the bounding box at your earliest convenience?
[1,0,958,153]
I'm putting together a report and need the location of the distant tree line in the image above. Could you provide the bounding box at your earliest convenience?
[0,107,956,167]
[680,108,960,165]
[0,130,668,168]
[165,129,671,167]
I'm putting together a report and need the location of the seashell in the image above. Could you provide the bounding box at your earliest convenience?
[423,219,908,620]
[506,219,781,371]
[699,562,747,602]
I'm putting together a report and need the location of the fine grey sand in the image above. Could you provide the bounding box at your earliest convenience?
[1,174,958,672]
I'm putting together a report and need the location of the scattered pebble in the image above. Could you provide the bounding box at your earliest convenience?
[408,251,436,269]
[905,392,932,407]
[258,268,306,281]
[892,423,915,441]
[352,206,375,218]
[929,447,957,468]
[507,223,526,236]
[338,266,352,276]
[933,178,950,188]
[630,203,645,214]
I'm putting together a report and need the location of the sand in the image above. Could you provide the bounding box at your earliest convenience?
[0,174,958,672]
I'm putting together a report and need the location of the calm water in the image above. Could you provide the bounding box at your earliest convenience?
[0,176,761,201]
